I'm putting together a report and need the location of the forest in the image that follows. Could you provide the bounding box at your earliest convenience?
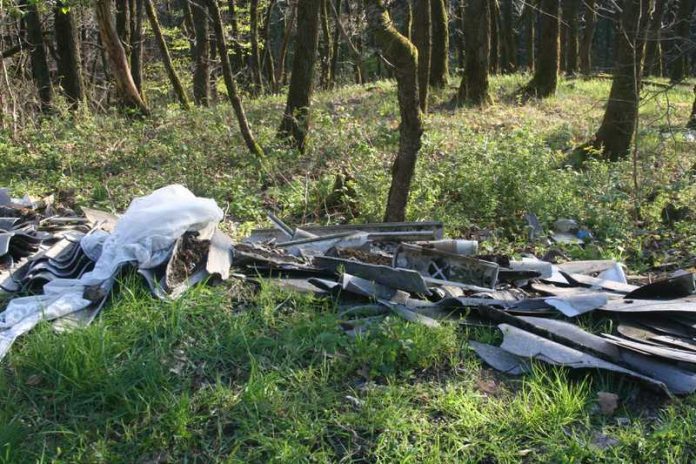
[1,0,696,461]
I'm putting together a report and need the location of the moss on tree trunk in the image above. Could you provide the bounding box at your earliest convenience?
[411,0,431,112]
[456,0,491,106]
[144,0,190,109]
[278,0,321,152]
[365,0,423,222]
[522,0,559,98]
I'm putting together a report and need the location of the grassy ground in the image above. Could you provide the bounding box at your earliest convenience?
[1,75,696,462]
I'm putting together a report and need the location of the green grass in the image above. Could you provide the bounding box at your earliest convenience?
[1,75,696,462]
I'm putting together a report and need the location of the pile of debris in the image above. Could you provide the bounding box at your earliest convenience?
[233,215,696,396]
[2,186,696,396]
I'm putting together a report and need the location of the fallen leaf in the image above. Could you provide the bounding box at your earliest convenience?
[597,392,619,415]
[476,378,499,396]
[25,374,42,386]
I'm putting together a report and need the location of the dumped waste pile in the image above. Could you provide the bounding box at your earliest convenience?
[2,186,696,395]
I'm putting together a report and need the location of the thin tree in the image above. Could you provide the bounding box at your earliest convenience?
[688,85,696,129]
[21,0,52,112]
[250,0,265,93]
[207,0,265,156]
[669,0,695,83]
[54,0,84,109]
[643,0,667,77]
[579,0,597,75]
[521,0,560,98]
[278,0,321,152]
[523,0,536,72]
[456,0,491,106]
[95,0,149,114]
[276,0,298,86]
[365,0,423,221]
[130,0,145,92]
[565,0,579,74]
[260,0,278,90]
[227,0,244,71]
[579,0,653,161]
[144,0,190,109]
[411,0,431,112]
[329,0,343,86]
[116,0,131,57]
[501,0,517,73]
[191,0,210,106]
[429,0,449,86]
[490,0,500,73]
[319,0,333,88]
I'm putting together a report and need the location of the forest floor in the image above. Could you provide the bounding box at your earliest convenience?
[1,75,696,462]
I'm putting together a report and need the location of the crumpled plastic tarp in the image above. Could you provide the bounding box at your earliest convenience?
[0,185,223,361]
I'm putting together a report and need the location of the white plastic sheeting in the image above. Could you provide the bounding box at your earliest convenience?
[0,185,223,361]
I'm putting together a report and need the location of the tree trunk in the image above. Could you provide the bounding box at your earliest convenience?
[21,0,52,112]
[250,0,265,93]
[207,0,264,156]
[319,0,333,88]
[260,0,278,90]
[276,0,298,86]
[192,0,210,106]
[579,0,596,75]
[523,0,536,72]
[501,0,516,73]
[559,2,567,73]
[130,0,145,93]
[411,0,431,112]
[669,0,695,83]
[688,85,696,129]
[330,0,365,83]
[522,0,559,98]
[329,0,343,87]
[144,0,190,109]
[643,0,667,77]
[54,0,84,109]
[116,0,131,57]
[227,0,244,71]
[586,0,652,161]
[565,0,579,74]
[489,0,500,74]
[456,0,491,106]
[278,0,321,151]
[365,0,423,222]
[429,0,448,86]
[95,0,149,114]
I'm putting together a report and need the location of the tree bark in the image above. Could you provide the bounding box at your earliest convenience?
[688,85,696,129]
[21,0,52,112]
[456,0,491,106]
[643,0,667,77]
[330,0,365,83]
[130,0,145,92]
[144,0,190,109]
[429,0,449,86]
[191,0,210,106]
[329,0,343,87]
[522,0,559,98]
[278,0,321,151]
[501,0,517,73]
[276,0,298,86]
[579,0,596,75]
[54,0,84,109]
[523,0,536,72]
[319,0,333,88]
[365,0,423,222]
[95,0,149,114]
[260,0,278,90]
[250,0,265,93]
[669,0,695,82]
[585,0,652,161]
[411,0,431,112]
[207,0,264,156]
[489,0,500,73]
[116,0,131,57]
[565,0,579,74]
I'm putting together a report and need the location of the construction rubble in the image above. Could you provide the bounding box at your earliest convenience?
[2,186,696,396]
